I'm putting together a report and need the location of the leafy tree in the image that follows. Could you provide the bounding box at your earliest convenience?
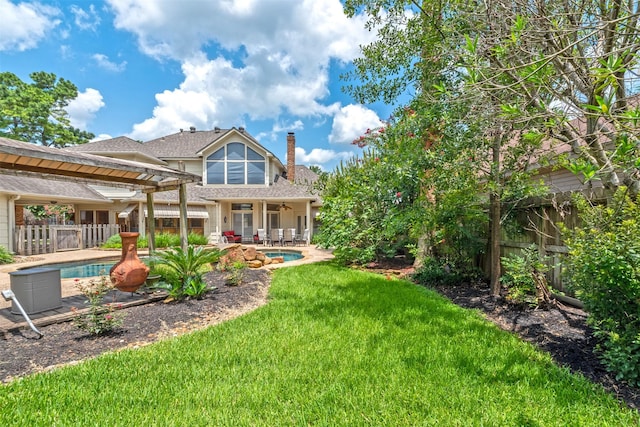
[316,95,487,269]
[343,1,554,293]
[460,0,640,196]
[25,204,74,224]
[455,0,640,293]
[308,165,324,175]
[0,71,94,147]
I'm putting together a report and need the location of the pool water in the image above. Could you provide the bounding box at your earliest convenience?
[263,251,303,262]
[34,258,149,279]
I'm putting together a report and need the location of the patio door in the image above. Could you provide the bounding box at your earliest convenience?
[268,212,279,232]
[232,212,253,241]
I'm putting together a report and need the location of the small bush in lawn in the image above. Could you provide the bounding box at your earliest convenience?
[0,246,14,264]
[563,188,640,386]
[501,244,551,307]
[71,274,124,335]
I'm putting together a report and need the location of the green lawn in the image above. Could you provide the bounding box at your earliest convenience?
[1,262,638,426]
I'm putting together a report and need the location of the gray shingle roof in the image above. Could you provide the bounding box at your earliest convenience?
[0,175,110,202]
[142,128,283,170]
[128,177,320,204]
[2,129,320,204]
[143,129,229,158]
[64,136,164,165]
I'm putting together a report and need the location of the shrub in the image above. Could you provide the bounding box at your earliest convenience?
[0,246,14,264]
[101,233,148,249]
[71,274,125,335]
[153,245,221,300]
[183,274,212,299]
[101,234,123,249]
[563,188,640,386]
[501,245,551,307]
[332,246,376,266]
[224,260,247,286]
[101,232,208,249]
[188,232,208,246]
[411,257,475,287]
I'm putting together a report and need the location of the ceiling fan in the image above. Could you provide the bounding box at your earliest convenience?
[279,202,292,211]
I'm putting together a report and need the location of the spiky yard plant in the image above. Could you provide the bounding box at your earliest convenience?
[153,245,221,300]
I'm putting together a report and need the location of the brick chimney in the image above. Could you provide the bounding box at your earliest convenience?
[286,132,296,181]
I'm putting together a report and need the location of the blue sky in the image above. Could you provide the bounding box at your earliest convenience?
[0,0,397,171]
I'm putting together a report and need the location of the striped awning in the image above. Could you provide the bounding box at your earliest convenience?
[118,204,137,219]
[144,205,209,219]
[118,204,210,219]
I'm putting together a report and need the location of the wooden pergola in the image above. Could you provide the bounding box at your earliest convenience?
[0,137,201,251]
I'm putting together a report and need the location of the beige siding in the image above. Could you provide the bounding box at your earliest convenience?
[0,194,9,250]
[540,168,604,194]
[164,160,202,176]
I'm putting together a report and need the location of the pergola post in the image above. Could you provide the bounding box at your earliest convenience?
[146,192,156,254]
[179,183,188,251]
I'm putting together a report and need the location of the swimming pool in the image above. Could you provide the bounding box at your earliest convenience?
[262,251,304,262]
[28,258,149,279]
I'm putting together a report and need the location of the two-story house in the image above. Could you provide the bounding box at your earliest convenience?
[0,127,321,252]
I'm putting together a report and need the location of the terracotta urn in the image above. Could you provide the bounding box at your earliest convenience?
[110,232,149,292]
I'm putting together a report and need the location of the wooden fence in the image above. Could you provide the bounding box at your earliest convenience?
[492,202,581,292]
[13,224,120,256]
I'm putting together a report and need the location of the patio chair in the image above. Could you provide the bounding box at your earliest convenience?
[270,228,284,246]
[256,228,271,246]
[294,229,310,246]
[222,230,242,244]
[284,228,295,246]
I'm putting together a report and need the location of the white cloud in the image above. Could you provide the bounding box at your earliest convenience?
[92,133,113,142]
[70,4,100,31]
[92,53,127,72]
[294,146,353,167]
[329,104,384,144]
[66,88,105,130]
[0,0,60,51]
[106,0,375,140]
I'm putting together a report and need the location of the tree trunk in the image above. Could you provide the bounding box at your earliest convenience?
[412,234,431,269]
[489,191,501,296]
[490,132,502,296]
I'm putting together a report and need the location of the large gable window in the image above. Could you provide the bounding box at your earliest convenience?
[206,142,265,185]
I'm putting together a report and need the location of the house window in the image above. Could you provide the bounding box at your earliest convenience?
[96,210,109,224]
[80,210,93,225]
[231,203,253,211]
[206,142,265,185]
[80,210,109,224]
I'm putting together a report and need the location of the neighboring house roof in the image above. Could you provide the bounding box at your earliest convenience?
[0,175,111,203]
[64,136,166,165]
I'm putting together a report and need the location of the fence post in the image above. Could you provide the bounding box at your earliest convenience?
[16,226,24,255]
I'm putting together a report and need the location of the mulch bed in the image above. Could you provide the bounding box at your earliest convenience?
[1,261,639,412]
[0,268,271,384]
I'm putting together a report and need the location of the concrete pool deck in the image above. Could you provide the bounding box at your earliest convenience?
[0,244,333,334]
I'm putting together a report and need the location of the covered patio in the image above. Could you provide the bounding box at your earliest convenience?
[0,137,201,252]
